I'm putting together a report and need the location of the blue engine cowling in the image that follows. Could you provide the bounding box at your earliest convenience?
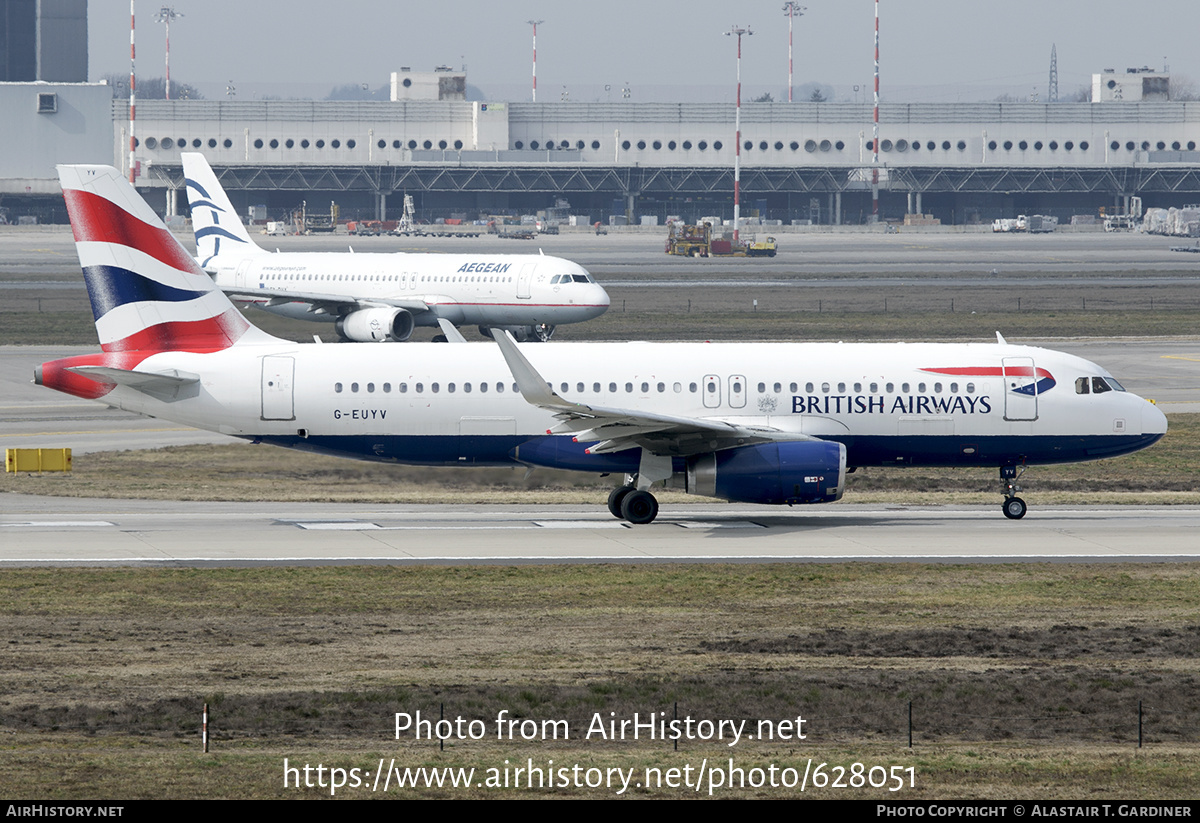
[686,440,846,505]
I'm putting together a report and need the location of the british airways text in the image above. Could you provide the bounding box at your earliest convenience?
[791,394,993,415]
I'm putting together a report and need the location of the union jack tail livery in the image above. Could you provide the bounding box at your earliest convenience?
[39,165,277,399]
[59,164,274,353]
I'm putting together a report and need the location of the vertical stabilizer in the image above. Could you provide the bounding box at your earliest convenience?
[57,164,276,355]
[181,152,266,267]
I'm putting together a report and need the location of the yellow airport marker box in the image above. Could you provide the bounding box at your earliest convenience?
[5,448,72,473]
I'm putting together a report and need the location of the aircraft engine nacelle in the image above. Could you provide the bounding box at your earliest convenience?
[335,307,415,342]
[685,441,846,505]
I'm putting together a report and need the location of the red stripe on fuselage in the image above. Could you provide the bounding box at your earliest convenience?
[62,189,205,277]
[921,366,1053,379]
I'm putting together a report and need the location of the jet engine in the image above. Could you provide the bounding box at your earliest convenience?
[335,307,416,342]
[684,441,846,505]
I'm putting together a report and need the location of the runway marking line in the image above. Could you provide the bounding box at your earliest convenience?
[1,521,115,528]
[0,427,202,438]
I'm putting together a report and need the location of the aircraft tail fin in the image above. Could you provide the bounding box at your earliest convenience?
[180,151,265,267]
[57,164,277,355]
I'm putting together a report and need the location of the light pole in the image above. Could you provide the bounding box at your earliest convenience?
[782,3,805,103]
[726,25,752,244]
[154,6,183,100]
[872,0,880,221]
[527,20,544,102]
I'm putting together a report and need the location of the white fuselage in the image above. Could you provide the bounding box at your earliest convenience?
[209,251,610,329]
[73,340,1166,473]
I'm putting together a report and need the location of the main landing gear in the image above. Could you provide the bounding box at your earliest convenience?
[1000,465,1027,520]
[607,483,660,525]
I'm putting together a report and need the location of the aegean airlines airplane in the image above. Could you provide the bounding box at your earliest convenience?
[39,165,1167,524]
[180,152,609,342]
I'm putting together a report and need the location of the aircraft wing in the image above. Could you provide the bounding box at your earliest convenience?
[219,286,430,317]
[494,331,819,457]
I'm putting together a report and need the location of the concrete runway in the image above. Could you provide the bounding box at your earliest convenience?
[3,495,1200,566]
[5,225,1200,286]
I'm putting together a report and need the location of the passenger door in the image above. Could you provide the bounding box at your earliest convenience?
[261,355,295,421]
[1002,357,1038,421]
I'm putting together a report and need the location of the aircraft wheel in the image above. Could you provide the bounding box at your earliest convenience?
[431,334,448,343]
[607,485,634,519]
[477,326,494,340]
[620,490,659,525]
[1002,497,1027,520]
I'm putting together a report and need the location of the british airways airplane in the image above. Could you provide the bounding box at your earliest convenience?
[180,153,609,343]
[39,165,1167,524]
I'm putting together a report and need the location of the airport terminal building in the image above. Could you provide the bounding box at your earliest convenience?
[119,91,1200,226]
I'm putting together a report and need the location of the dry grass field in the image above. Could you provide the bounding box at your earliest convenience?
[2,563,1199,798]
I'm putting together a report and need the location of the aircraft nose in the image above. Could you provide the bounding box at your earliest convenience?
[1142,398,1168,435]
[594,284,611,308]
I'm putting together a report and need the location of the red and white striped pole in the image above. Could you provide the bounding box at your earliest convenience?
[528,19,544,103]
[872,0,880,220]
[129,0,136,184]
[782,3,805,103]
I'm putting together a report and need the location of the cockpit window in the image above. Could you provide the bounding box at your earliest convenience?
[572,274,589,283]
[1076,377,1090,395]
[1092,377,1113,394]
[1106,377,1126,392]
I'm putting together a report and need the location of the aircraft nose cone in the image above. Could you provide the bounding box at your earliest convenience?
[1142,398,1168,435]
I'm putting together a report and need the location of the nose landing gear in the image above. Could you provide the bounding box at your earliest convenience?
[1000,465,1027,520]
